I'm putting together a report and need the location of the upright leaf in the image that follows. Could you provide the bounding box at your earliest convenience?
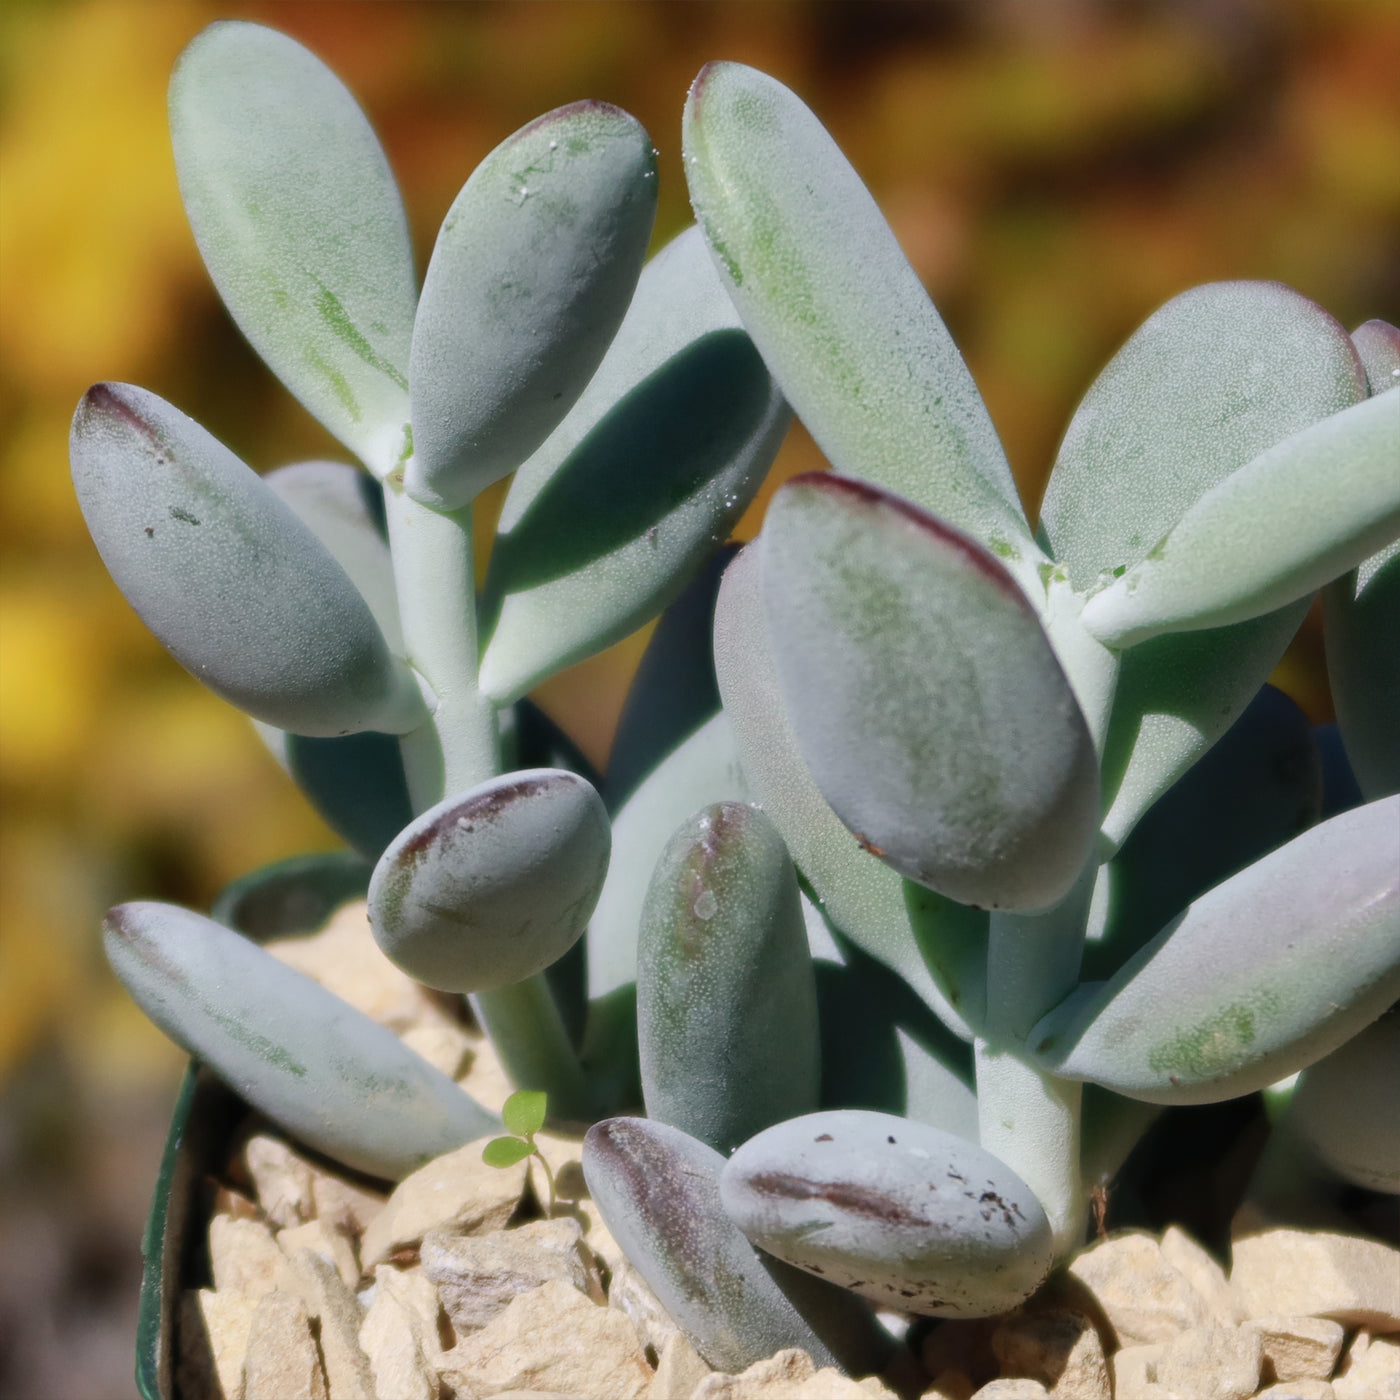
[762,474,1099,911]
[71,384,422,737]
[478,227,789,703]
[1033,797,1400,1104]
[407,103,657,508]
[170,22,416,474]
[683,62,1036,567]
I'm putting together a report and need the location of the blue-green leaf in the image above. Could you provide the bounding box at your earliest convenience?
[1352,318,1400,396]
[70,384,423,737]
[478,227,789,704]
[407,102,657,509]
[170,22,415,474]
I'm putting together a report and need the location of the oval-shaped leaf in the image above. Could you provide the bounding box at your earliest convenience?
[478,227,789,704]
[407,102,657,509]
[501,1088,548,1139]
[1033,796,1400,1104]
[683,62,1036,569]
[763,474,1099,911]
[1082,389,1400,648]
[720,1110,1053,1318]
[482,1135,536,1168]
[1289,1007,1400,1194]
[105,901,497,1179]
[1325,540,1400,800]
[638,803,819,1153]
[71,384,423,737]
[369,768,610,993]
[714,544,987,1036]
[1352,318,1400,396]
[1040,281,1366,593]
[582,1117,888,1375]
[170,22,415,474]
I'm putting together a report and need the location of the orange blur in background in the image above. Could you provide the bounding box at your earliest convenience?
[1,2,1397,1394]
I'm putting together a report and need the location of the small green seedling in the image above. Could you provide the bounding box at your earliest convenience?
[483,1090,557,1217]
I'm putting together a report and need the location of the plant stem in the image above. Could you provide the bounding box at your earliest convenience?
[471,982,595,1122]
[529,1141,559,1218]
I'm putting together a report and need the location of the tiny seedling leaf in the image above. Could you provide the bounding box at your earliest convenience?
[482,1136,536,1168]
[502,1089,548,1139]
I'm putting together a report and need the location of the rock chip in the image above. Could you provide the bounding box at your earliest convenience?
[209,1214,285,1299]
[243,1290,328,1400]
[1252,1314,1345,1384]
[648,1331,713,1400]
[436,1278,653,1399]
[989,1307,1109,1400]
[1158,1226,1242,1325]
[1109,1343,1164,1398]
[690,1347,895,1398]
[310,1164,386,1238]
[422,1217,591,1331]
[278,1217,360,1289]
[1332,1332,1400,1400]
[968,1381,1049,1400]
[244,1132,317,1227]
[1231,1229,1400,1331]
[1256,1382,1336,1399]
[371,1263,445,1364]
[1067,1232,1213,1346]
[1153,1325,1261,1400]
[360,1139,526,1269]
[279,1246,374,1399]
[401,1023,477,1079]
[608,1251,684,1358]
[176,1288,257,1400]
[923,1368,977,1399]
[360,1280,437,1400]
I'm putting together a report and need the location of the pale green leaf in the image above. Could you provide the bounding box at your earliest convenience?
[501,1089,548,1138]
[1352,318,1400,396]
[482,1135,536,1168]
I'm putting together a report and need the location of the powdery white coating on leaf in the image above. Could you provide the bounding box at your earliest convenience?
[170,22,416,474]
[1033,795,1400,1104]
[264,461,402,652]
[762,475,1099,911]
[1352,318,1400,396]
[478,226,789,704]
[587,711,746,1002]
[70,384,421,737]
[714,544,985,1040]
[407,102,657,509]
[1082,387,1400,647]
[1041,280,1367,593]
[720,1109,1053,1317]
[103,901,497,1179]
[368,768,610,993]
[683,63,1036,569]
[638,802,819,1154]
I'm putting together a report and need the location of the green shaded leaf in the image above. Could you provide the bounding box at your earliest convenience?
[211,850,372,940]
[170,22,415,473]
[683,62,1035,568]
[369,768,610,993]
[501,1089,548,1138]
[714,544,986,1038]
[1082,389,1400,647]
[638,803,819,1154]
[105,901,497,1179]
[482,1135,536,1168]
[1040,281,1366,593]
[407,102,657,509]
[70,384,423,737]
[478,227,788,704]
[1033,796,1400,1104]
[762,474,1099,911]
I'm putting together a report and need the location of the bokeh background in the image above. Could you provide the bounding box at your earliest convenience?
[1,1,1396,1394]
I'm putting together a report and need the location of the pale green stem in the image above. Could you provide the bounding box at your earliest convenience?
[385,472,588,1111]
[977,862,1096,1258]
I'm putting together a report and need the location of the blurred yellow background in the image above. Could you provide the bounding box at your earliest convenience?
[1,2,1396,1393]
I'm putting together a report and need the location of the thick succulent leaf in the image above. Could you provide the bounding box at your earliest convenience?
[604,544,735,809]
[763,474,1099,911]
[505,698,602,789]
[1325,540,1400,799]
[715,544,986,1037]
[586,711,746,1005]
[369,768,610,993]
[264,461,400,650]
[1040,281,1367,593]
[638,803,819,1153]
[407,103,656,509]
[1082,389,1400,647]
[210,851,372,940]
[1083,685,1321,983]
[105,901,497,1179]
[170,22,415,474]
[1289,1006,1400,1193]
[582,1117,888,1374]
[1033,797,1400,1104]
[1352,318,1400,395]
[286,731,414,862]
[720,1110,1053,1318]
[683,62,1035,567]
[1097,602,1310,852]
[71,384,422,737]
[478,226,789,704]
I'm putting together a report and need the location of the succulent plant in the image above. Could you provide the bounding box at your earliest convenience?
[82,26,1399,1383]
